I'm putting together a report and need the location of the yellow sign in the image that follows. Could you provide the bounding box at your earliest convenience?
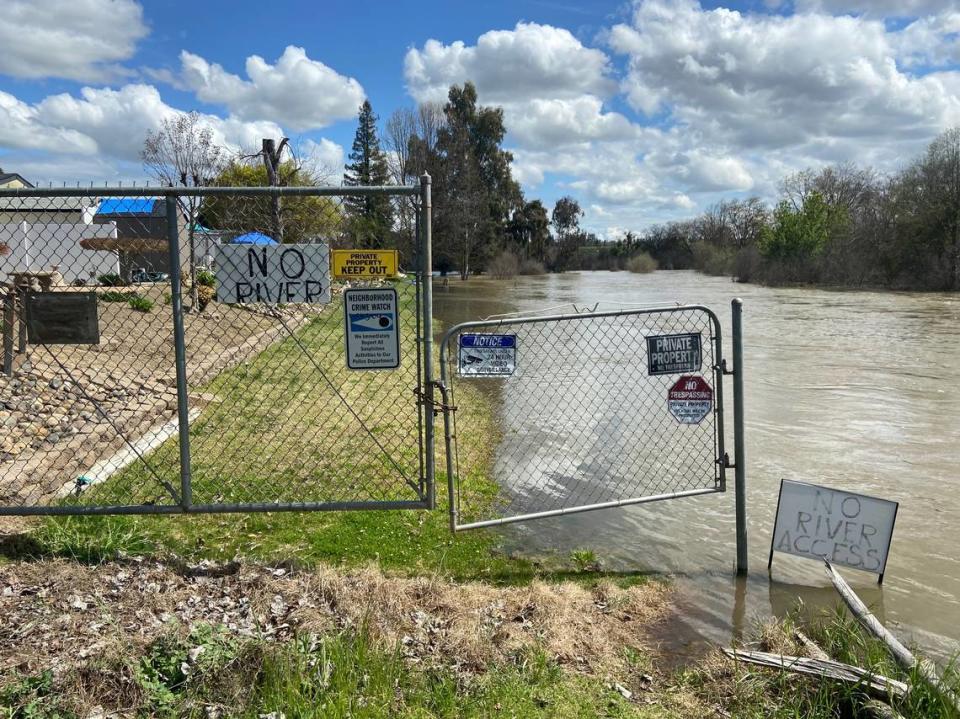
[331,249,399,279]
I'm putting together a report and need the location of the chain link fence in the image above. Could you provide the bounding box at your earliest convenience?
[439,306,727,530]
[0,183,432,515]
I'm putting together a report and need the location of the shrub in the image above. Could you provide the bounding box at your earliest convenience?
[128,295,154,312]
[196,269,216,288]
[692,241,733,276]
[99,290,130,302]
[488,250,519,279]
[98,273,125,287]
[625,252,658,274]
[518,258,546,275]
[197,284,215,312]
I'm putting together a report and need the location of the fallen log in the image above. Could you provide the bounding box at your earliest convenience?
[824,559,960,715]
[721,648,909,700]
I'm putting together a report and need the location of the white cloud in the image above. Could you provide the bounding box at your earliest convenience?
[610,1,960,161]
[405,22,616,105]
[0,0,146,82]
[300,138,345,180]
[179,46,365,131]
[793,0,958,16]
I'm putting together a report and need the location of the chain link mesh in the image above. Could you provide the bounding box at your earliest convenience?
[442,307,725,528]
[0,186,426,514]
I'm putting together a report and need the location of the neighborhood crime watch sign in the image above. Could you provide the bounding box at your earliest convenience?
[216,243,331,304]
[332,249,398,279]
[667,375,713,424]
[647,332,702,375]
[770,479,898,582]
[344,287,400,370]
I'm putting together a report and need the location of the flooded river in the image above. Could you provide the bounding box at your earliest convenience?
[434,270,960,660]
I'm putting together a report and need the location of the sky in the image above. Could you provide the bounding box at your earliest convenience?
[1,0,958,238]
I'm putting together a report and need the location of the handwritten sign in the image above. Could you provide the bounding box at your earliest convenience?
[770,479,898,582]
[215,243,331,304]
[331,249,398,279]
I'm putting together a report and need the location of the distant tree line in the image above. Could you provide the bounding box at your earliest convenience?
[628,129,960,290]
[153,91,960,290]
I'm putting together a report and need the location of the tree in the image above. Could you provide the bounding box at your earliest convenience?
[436,83,522,279]
[551,196,583,239]
[343,100,393,248]
[142,112,226,310]
[200,160,340,244]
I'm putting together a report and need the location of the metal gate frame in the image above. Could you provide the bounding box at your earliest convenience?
[437,301,748,574]
[0,177,436,516]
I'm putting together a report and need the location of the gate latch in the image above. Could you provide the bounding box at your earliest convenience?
[414,382,457,417]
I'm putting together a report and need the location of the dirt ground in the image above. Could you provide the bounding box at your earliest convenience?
[0,557,675,711]
[0,285,334,506]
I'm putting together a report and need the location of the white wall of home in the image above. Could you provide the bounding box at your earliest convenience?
[2,221,120,283]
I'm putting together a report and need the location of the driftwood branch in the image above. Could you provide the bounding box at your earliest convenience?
[824,559,960,715]
[722,648,909,700]
[794,629,831,661]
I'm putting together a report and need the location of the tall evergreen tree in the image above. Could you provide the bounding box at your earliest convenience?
[343,100,393,248]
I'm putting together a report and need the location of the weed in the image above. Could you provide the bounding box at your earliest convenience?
[98,290,129,302]
[570,548,599,572]
[127,295,155,312]
[97,273,125,287]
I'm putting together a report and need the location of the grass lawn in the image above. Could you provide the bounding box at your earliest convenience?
[19,282,536,581]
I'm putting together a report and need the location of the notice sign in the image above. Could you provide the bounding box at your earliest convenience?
[458,334,516,376]
[647,332,701,375]
[216,243,331,304]
[344,287,400,370]
[667,375,713,424]
[770,479,898,580]
[332,249,398,279]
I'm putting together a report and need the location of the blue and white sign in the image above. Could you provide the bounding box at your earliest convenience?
[344,288,399,370]
[458,334,517,376]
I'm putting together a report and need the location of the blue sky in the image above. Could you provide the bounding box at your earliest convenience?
[0,0,958,237]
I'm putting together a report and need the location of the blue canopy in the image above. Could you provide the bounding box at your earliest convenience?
[97,198,158,215]
[231,232,278,245]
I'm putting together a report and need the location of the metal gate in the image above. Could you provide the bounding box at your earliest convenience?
[438,304,744,549]
[0,181,435,515]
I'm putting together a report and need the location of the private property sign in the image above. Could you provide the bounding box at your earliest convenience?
[216,243,331,304]
[770,479,898,581]
[331,249,398,279]
[647,332,701,375]
[667,375,713,424]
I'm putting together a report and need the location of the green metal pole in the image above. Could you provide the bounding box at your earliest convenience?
[732,298,748,575]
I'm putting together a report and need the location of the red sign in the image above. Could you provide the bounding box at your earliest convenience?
[667,375,713,424]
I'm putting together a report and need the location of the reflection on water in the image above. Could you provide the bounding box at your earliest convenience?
[434,271,960,660]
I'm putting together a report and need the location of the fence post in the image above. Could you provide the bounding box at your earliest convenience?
[732,298,748,575]
[166,195,192,510]
[420,174,435,509]
[2,292,13,376]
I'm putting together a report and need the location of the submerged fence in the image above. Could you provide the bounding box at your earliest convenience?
[0,181,435,514]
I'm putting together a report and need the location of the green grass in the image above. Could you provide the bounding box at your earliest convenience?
[2,624,656,719]
[18,283,581,582]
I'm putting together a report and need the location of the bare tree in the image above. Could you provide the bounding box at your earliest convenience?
[142,112,226,310]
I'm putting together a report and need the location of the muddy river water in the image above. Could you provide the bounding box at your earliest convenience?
[433,270,960,660]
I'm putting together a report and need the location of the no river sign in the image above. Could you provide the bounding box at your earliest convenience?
[667,375,713,424]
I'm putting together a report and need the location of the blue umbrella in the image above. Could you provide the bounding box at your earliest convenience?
[231,232,278,245]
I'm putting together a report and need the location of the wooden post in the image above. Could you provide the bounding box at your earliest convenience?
[17,286,27,353]
[2,291,14,376]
